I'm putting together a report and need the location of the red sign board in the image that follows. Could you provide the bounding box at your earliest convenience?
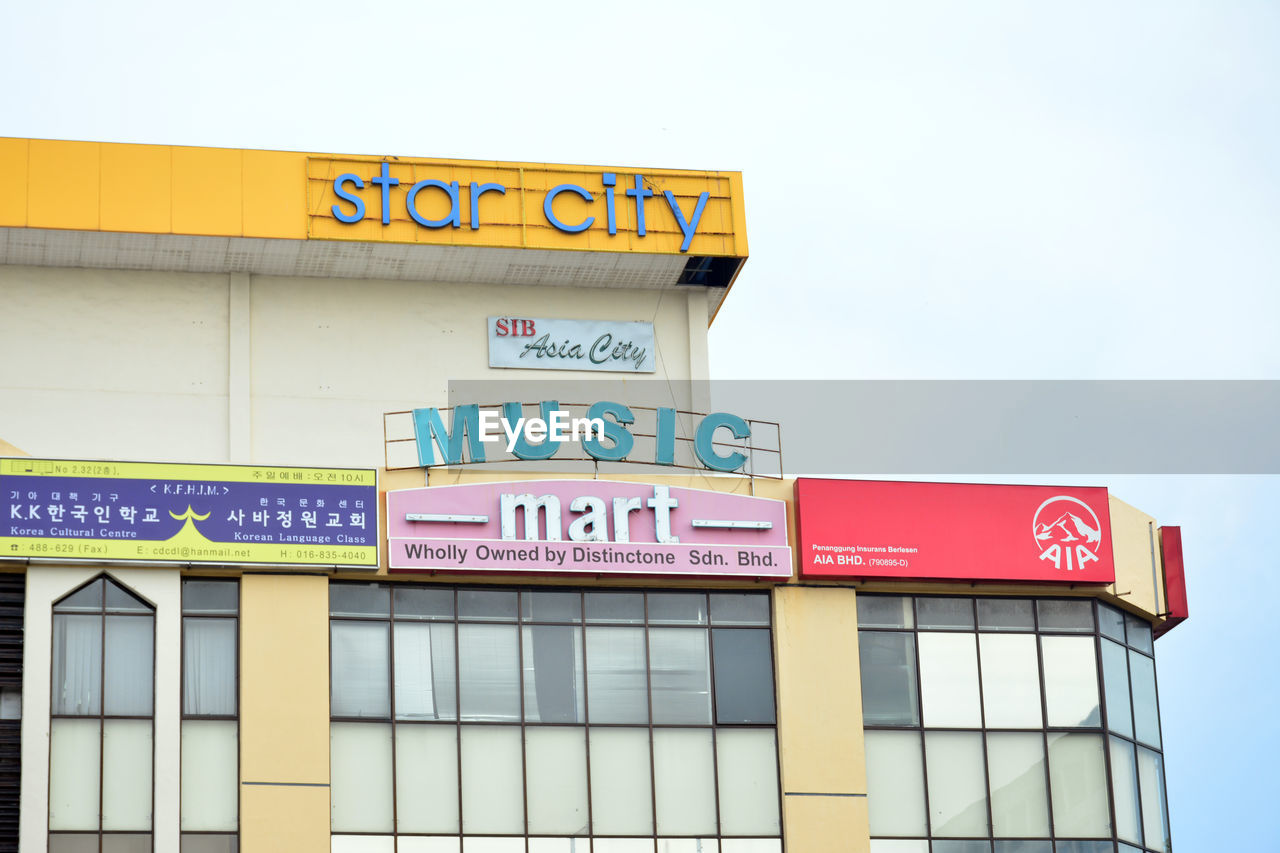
[796,478,1115,584]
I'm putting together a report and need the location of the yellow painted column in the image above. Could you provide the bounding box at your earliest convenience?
[240,573,331,852]
[773,585,870,853]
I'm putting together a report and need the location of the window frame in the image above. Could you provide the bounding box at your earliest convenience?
[328,582,784,850]
[48,574,156,853]
[858,594,1171,853]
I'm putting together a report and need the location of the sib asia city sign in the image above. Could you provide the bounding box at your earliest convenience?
[387,480,791,578]
[795,478,1116,584]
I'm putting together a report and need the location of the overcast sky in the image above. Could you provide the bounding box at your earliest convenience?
[5,0,1278,846]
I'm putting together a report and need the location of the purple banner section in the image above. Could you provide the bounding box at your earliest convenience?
[387,479,792,579]
[1,459,378,567]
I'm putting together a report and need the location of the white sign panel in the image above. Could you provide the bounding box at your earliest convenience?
[488,316,656,373]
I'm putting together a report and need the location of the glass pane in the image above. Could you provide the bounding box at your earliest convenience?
[710,592,771,625]
[396,724,460,833]
[918,633,982,727]
[523,625,585,723]
[586,626,649,723]
[103,719,153,830]
[394,622,458,721]
[522,590,582,622]
[1125,614,1153,654]
[977,599,1035,631]
[720,842,781,853]
[458,624,520,721]
[1138,747,1171,853]
[917,597,974,630]
[461,841,524,853]
[0,686,17,719]
[398,840,461,853]
[864,730,927,836]
[53,613,102,715]
[332,837,395,853]
[595,842,657,853]
[1046,732,1110,837]
[105,615,154,715]
[458,589,518,621]
[1041,636,1101,727]
[585,592,645,623]
[183,580,238,614]
[858,632,919,726]
[331,722,394,832]
[590,727,654,834]
[55,578,104,612]
[1101,640,1133,738]
[461,725,525,833]
[181,836,240,853]
[1098,603,1126,641]
[1054,844,1113,853]
[1130,651,1162,747]
[331,621,390,718]
[394,586,454,620]
[533,841,604,853]
[659,841,720,853]
[649,628,711,724]
[525,727,589,834]
[1036,600,1093,632]
[653,728,717,835]
[1110,736,1143,846]
[181,720,238,831]
[870,843,928,853]
[104,580,151,612]
[993,843,1052,853]
[717,729,781,835]
[648,592,708,624]
[856,595,913,628]
[184,617,236,716]
[48,835,99,853]
[101,836,153,853]
[925,731,989,836]
[330,583,390,617]
[932,843,991,853]
[712,628,776,724]
[979,634,1043,728]
[986,732,1050,837]
[49,718,100,830]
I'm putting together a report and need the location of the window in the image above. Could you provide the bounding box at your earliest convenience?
[181,580,239,853]
[330,584,782,853]
[859,595,1172,853]
[49,576,154,853]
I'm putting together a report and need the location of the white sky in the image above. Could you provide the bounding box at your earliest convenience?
[4,0,1278,845]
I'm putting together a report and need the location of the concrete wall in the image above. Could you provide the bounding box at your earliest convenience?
[0,265,711,468]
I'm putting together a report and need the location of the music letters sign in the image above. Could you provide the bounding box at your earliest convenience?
[796,478,1115,584]
[387,479,791,578]
[1,458,378,568]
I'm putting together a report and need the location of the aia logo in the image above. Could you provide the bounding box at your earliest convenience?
[1032,495,1103,572]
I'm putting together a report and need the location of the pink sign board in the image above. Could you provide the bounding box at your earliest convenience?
[387,480,792,579]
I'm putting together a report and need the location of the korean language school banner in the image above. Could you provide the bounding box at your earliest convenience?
[1,458,378,568]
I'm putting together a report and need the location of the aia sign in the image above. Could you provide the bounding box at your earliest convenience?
[796,479,1116,584]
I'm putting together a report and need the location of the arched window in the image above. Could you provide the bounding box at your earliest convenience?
[48,576,155,853]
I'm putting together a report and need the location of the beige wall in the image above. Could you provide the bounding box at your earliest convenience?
[774,585,870,853]
[239,573,331,853]
[0,265,712,468]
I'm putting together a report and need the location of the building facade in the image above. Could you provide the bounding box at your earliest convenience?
[0,138,1185,853]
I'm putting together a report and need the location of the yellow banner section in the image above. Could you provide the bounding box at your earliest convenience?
[306,157,743,256]
[0,139,748,259]
[0,536,376,567]
[1,457,376,487]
